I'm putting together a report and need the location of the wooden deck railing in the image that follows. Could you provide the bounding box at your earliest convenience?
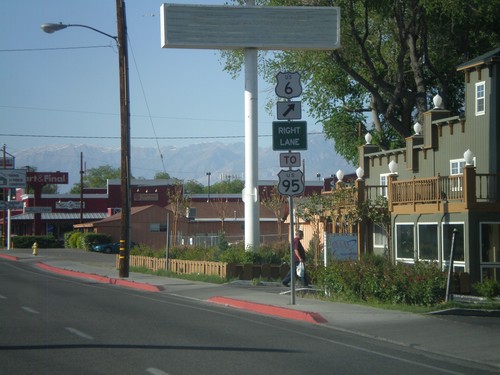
[389,172,500,209]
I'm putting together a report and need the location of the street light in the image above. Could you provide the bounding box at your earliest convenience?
[206,172,211,202]
[41,0,131,278]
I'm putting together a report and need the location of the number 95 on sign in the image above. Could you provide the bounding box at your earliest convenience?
[278,169,304,196]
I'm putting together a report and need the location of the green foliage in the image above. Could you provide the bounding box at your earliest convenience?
[472,279,500,299]
[224,0,500,163]
[11,235,62,249]
[209,178,244,194]
[311,256,447,306]
[154,172,171,179]
[184,179,204,194]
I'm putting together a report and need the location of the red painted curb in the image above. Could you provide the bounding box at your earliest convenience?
[208,296,327,324]
[0,254,20,261]
[36,263,162,292]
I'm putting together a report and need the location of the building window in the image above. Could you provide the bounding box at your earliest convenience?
[379,173,390,197]
[373,223,387,256]
[418,223,438,260]
[480,223,500,282]
[442,223,465,269]
[396,224,414,260]
[475,81,485,116]
[450,159,466,176]
[150,223,167,232]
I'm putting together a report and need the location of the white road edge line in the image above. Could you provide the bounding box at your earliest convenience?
[22,306,39,314]
[65,327,94,340]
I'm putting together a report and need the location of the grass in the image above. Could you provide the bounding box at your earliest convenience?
[129,266,228,284]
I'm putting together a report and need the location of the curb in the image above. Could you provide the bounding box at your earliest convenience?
[0,254,20,261]
[36,263,163,293]
[208,296,328,324]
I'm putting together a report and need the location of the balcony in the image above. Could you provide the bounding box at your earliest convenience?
[387,167,500,214]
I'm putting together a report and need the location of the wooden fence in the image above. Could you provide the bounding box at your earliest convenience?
[116,255,288,280]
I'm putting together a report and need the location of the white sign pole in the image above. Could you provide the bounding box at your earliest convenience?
[243,45,260,249]
[242,0,259,250]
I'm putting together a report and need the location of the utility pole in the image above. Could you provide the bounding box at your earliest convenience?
[116,0,131,278]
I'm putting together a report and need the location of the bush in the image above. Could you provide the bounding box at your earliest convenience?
[11,235,63,249]
[473,279,500,299]
[311,256,447,306]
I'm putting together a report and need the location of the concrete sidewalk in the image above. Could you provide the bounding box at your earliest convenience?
[1,250,499,371]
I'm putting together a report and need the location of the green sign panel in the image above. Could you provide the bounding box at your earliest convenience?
[272,121,307,151]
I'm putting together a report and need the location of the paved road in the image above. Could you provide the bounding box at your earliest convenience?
[1,247,499,374]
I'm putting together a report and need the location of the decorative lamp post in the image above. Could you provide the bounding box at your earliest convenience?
[41,0,132,278]
[464,149,474,165]
[355,167,364,180]
[336,169,344,182]
[433,94,443,109]
[413,122,422,135]
[388,159,398,174]
[365,133,372,144]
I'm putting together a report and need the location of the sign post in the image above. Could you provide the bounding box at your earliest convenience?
[161,2,340,252]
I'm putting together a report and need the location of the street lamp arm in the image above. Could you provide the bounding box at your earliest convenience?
[40,22,118,43]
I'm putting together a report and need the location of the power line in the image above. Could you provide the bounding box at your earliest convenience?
[0,132,325,140]
[0,45,114,52]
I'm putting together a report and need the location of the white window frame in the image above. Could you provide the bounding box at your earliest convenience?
[441,222,465,272]
[379,173,390,197]
[417,222,439,261]
[475,81,485,116]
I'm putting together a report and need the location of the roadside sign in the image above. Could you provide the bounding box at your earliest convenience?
[25,207,52,214]
[280,152,301,168]
[275,72,302,99]
[278,169,304,196]
[0,169,26,188]
[272,121,307,150]
[277,101,302,120]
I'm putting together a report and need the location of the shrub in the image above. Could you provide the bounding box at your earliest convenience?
[473,279,500,299]
[11,235,63,249]
[310,256,447,306]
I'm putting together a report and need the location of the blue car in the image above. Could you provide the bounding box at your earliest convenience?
[91,242,135,254]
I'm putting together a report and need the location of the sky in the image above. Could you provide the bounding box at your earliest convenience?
[0,0,342,180]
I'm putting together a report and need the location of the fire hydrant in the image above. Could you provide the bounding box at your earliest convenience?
[32,242,38,256]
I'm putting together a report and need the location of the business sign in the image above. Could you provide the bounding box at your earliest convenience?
[0,169,26,188]
[56,201,85,210]
[272,121,307,150]
[161,4,340,50]
[26,172,69,185]
[25,207,52,214]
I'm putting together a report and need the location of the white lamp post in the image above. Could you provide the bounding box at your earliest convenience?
[336,169,344,182]
[413,122,422,135]
[464,149,474,165]
[355,167,364,180]
[41,0,132,278]
[388,159,398,174]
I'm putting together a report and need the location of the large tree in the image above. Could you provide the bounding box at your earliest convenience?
[224,0,499,164]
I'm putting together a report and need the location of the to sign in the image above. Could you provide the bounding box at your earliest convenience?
[275,72,302,99]
[278,169,304,196]
[280,152,301,168]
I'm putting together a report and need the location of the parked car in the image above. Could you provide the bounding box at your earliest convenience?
[91,242,135,254]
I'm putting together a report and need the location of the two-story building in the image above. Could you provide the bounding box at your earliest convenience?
[356,48,500,287]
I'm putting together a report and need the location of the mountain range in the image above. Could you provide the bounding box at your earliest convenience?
[11,136,352,192]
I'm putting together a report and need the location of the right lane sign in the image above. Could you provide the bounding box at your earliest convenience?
[272,121,307,150]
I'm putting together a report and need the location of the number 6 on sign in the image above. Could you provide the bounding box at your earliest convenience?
[278,169,304,196]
